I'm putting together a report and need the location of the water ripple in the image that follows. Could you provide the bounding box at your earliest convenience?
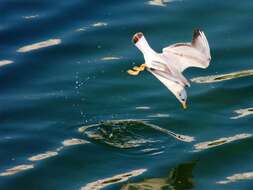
[194,133,252,151]
[191,69,253,84]
[17,39,61,53]
[231,108,253,119]
[0,60,13,67]
[81,169,147,190]
[218,171,253,184]
[78,120,194,155]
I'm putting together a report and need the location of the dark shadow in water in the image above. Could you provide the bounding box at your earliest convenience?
[121,162,196,190]
[79,120,194,151]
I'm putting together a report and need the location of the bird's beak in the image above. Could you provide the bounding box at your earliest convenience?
[182,102,187,109]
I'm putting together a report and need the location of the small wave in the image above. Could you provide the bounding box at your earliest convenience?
[0,137,88,177]
[194,133,252,151]
[148,113,170,118]
[81,169,146,190]
[217,171,253,184]
[0,164,34,177]
[28,151,58,161]
[147,0,175,7]
[148,0,178,7]
[231,108,253,119]
[22,15,39,19]
[76,27,88,32]
[92,22,108,27]
[135,106,151,110]
[191,69,253,84]
[101,57,121,61]
[17,39,61,53]
[62,138,89,146]
[0,60,13,67]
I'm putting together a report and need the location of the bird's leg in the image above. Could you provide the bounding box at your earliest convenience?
[127,64,147,76]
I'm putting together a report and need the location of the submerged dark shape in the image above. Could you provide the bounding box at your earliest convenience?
[84,120,152,149]
[79,120,194,150]
[121,162,196,190]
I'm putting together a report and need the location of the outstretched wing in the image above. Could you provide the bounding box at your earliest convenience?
[162,29,211,72]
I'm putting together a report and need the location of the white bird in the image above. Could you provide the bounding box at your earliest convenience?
[128,29,211,109]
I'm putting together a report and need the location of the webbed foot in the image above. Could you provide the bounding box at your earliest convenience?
[127,64,147,76]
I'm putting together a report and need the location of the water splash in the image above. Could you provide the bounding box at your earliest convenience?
[194,133,252,151]
[17,39,61,53]
[81,169,146,190]
[231,108,253,119]
[191,69,253,84]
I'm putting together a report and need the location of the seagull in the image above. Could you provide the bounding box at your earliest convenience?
[128,29,211,109]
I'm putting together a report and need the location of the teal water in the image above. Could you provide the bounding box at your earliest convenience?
[1,0,253,189]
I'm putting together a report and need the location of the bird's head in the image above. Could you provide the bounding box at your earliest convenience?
[132,32,144,44]
[176,89,187,109]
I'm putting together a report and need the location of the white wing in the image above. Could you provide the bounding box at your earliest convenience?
[162,29,211,72]
[148,68,187,101]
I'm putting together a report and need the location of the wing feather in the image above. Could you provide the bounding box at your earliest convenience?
[148,68,187,101]
[162,29,211,72]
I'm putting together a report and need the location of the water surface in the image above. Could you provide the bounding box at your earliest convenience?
[1,0,253,190]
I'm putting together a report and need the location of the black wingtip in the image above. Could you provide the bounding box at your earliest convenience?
[192,29,202,44]
[193,29,201,39]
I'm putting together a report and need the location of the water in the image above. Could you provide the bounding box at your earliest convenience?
[0,0,253,189]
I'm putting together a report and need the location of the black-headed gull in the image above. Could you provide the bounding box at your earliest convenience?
[128,29,211,109]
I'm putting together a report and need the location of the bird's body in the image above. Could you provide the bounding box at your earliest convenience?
[128,29,211,108]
